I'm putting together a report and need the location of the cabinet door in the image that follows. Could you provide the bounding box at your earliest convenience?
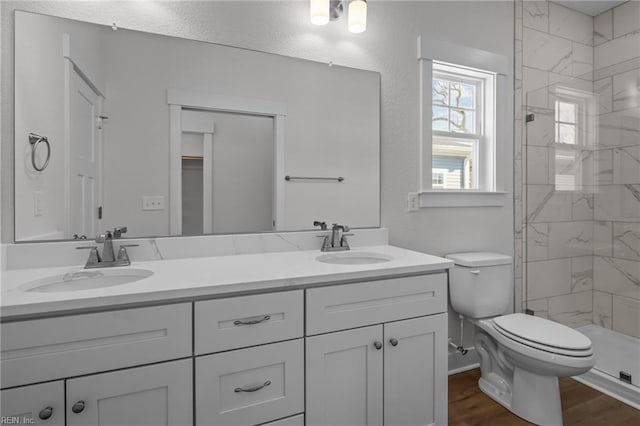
[0,381,64,426]
[66,359,192,426]
[306,325,383,426]
[384,314,448,426]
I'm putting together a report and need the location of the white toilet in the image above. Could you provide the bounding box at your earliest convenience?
[446,252,595,426]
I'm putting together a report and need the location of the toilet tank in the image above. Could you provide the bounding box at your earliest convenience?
[446,252,512,319]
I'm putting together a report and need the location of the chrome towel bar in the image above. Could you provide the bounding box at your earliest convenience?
[285,175,344,182]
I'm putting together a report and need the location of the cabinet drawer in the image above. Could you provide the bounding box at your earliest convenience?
[1,381,65,426]
[1,303,192,388]
[195,290,303,354]
[306,273,447,335]
[261,414,304,426]
[196,339,304,426]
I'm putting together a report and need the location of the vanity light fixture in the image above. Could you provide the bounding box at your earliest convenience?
[310,0,367,33]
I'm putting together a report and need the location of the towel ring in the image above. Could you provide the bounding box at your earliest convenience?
[28,133,51,172]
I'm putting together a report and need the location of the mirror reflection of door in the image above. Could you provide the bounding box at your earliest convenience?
[180,110,274,235]
[69,68,103,239]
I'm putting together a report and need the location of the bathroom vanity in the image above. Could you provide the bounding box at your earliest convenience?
[0,245,451,426]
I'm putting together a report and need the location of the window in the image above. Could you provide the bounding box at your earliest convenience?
[552,92,590,191]
[431,62,495,191]
[417,36,508,207]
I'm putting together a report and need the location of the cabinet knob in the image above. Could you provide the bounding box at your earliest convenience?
[71,401,85,414]
[389,338,399,347]
[38,406,53,420]
[373,341,383,350]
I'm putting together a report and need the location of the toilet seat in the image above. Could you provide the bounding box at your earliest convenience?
[493,313,593,357]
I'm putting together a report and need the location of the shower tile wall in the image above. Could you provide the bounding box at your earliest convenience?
[591,0,640,338]
[515,0,595,327]
[516,0,640,337]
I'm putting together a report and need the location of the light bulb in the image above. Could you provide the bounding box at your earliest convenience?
[348,0,367,33]
[310,0,330,26]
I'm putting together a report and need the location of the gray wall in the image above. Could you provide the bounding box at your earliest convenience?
[0,0,515,367]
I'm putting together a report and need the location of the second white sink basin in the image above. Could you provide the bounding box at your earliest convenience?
[21,269,153,293]
[316,251,394,265]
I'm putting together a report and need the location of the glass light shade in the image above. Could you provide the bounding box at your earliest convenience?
[348,0,367,33]
[310,0,330,26]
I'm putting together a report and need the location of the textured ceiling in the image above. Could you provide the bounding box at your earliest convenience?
[552,1,627,16]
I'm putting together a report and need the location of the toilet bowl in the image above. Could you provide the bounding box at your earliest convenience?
[446,252,595,426]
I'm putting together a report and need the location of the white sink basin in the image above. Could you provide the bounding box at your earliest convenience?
[21,269,153,293]
[316,251,394,265]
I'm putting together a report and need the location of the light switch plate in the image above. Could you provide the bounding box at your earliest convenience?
[143,196,165,211]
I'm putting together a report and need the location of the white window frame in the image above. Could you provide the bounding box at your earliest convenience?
[417,36,509,207]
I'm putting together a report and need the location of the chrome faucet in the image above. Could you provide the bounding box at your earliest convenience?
[316,222,352,252]
[77,226,138,269]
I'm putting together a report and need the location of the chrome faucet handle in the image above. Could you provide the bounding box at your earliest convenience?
[76,246,102,264]
[313,221,327,230]
[116,244,138,264]
[112,227,128,238]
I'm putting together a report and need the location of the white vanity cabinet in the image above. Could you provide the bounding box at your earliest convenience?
[0,381,65,425]
[305,273,448,426]
[1,270,449,426]
[66,359,192,426]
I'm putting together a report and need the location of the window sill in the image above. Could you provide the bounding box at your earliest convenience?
[418,191,508,208]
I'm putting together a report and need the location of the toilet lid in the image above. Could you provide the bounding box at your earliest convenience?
[493,313,592,351]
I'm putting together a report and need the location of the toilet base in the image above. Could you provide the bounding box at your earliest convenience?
[478,367,563,425]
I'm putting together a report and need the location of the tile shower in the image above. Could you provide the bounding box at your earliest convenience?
[515,0,639,404]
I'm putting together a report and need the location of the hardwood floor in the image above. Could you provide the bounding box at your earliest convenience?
[449,369,640,425]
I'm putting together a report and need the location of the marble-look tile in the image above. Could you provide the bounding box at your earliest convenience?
[515,278,524,312]
[595,31,640,70]
[594,57,640,81]
[594,184,640,222]
[523,28,573,75]
[524,107,554,145]
[593,290,613,328]
[613,146,640,184]
[549,2,593,45]
[527,223,549,261]
[613,222,640,260]
[527,184,573,222]
[613,68,640,111]
[593,220,613,257]
[594,77,613,114]
[523,1,548,32]
[526,258,572,299]
[571,190,594,221]
[598,108,640,148]
[612,295,640,338]
[571,256,593,292]
[526,145,549,184]
[548,221,593,259]
[572,42,593,78]
[613,0,640,39]
[526,298,549,319]
[594,9,613,46]
[523,67,549,107]
[548,291,593,328]
[594,256,640,297]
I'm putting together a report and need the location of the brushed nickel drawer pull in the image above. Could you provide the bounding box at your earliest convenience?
[234,380,271,393]
[233,315,271,326]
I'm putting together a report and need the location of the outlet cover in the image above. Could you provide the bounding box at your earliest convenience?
[143,196,165,211]
[407,192,419,211]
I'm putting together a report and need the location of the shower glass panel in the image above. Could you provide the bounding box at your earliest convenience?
[525,76,640,391]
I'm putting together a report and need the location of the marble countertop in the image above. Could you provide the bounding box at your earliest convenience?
[1,245,452,320]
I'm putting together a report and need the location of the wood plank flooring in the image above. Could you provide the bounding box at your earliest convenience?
[449,369,640,426]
